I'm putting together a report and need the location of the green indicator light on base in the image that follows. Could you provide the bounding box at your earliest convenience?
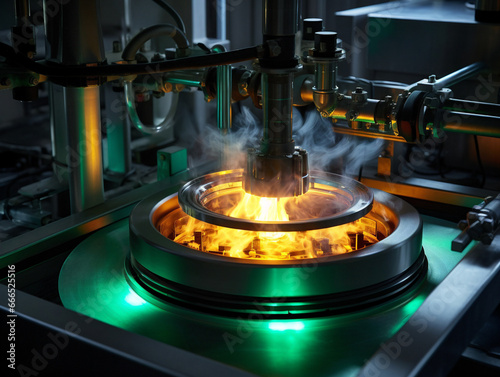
[268,322,305,331]
[125,289,146,306]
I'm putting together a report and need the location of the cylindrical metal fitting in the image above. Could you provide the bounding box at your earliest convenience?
[263,0,298,36]
[44,0,105,65]
[261,71,295,154]
[303,18,323,41]
[65,86,104,213]
[441,111,500,138]
[44,0,106,213]
[314,31,338,57]
[244,147,309,198]
[314,60,337,92]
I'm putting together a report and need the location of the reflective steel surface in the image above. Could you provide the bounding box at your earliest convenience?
[178,170,374,232]
[59,215,471,377]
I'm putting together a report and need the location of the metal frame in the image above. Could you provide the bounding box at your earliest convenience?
[358,228,500,376]
[0,285,257,377]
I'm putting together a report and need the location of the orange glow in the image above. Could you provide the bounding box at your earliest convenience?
[159,189,382,260]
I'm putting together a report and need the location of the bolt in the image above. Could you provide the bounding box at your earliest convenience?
[355,87,363,93]
[385,95,392,102]
[29,77,39,86]
[428,74,436,83]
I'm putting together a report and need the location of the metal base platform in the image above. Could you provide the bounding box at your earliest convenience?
[59,214,469,377]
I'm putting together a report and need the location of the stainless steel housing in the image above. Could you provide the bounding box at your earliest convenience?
[178,169,374,232]
[129,178,425,316]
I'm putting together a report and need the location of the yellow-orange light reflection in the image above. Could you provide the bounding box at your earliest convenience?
[160,190,382,261]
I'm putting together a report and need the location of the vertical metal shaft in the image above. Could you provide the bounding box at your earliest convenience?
[49,83,69,183]
[263,0,298,36]
[244,0,308,198]
[105,88,132,176]
[217,63,232,168]
[65,87,104,213]
[44,0,105,213]
[261,0,298,155]
[15,0,30,25]
[261,72,294,154]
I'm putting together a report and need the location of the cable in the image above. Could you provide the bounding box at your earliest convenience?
[150,0,186,34]
[121,24,187,134]
[473,135,486,187]
[0,41,262,78]
[122,24,189,61]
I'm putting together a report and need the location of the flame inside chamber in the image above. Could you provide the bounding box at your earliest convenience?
[158,188,386,260]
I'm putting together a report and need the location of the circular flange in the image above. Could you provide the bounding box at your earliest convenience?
[177,169,374,232]
[130,187,423,301]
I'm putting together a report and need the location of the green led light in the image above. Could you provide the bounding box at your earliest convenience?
[268,321,304,331]
[124,289,146,306]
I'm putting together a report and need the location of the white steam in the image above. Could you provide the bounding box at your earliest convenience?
[190,105,386,175]
[293,108,386,175]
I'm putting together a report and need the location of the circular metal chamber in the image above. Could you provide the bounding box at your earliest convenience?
[178,169,374,232]
[129,173,426,318]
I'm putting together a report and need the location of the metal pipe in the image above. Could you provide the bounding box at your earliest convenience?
[314,60,337,92]
[263,0,298,36]
[333,126,406,142]
[104,87,132,176]
[217,61,232,169]
[328,97,380,123]
[260,0,298,155]
[44,0,105,213]
[435,62,486,88]
[244,0,306,198]
[217,64,232,136]
[408,62,486,90]
[49,83,69,183]
[15,0,30,25]
[65,87,104,213]
[441,111,500,138]
[44,0,105,66]
[443,98,500,117]
[261,71,294,153]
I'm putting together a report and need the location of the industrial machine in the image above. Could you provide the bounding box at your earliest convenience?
[1,1,500,376]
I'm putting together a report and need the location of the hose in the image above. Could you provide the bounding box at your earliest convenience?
[150,0,186,34]
[124,82,179,134]
[121,24,189,62]
[122,24,188,134]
